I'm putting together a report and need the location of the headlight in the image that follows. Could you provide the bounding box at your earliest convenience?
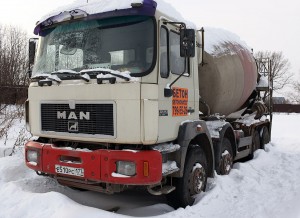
[27,150,38,163]
[116,161,136,176]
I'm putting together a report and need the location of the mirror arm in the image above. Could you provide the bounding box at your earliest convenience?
[164,58,187,97]
[169,57,187,88]
[162,21,186,30]
[199,27,205,66]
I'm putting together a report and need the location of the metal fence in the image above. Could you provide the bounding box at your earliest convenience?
[273,104,300,113]
[0,85,28,104]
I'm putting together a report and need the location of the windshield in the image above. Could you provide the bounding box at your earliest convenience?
[32,16,155,77]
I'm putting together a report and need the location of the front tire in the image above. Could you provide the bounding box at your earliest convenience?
[166,146,207,209]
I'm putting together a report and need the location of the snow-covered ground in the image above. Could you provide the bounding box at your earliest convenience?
[0,114,300,218]
[0,106,29,158]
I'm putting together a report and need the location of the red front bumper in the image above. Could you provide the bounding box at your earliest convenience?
[25,141,162,185]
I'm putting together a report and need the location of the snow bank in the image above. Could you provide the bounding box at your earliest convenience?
[0,106,30,158]
[1,113,300,217]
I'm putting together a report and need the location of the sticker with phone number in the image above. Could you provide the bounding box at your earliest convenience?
[172,87,188,116]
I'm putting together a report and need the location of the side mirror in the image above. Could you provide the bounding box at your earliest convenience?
[180,29,195,57]
[29,38,38,67]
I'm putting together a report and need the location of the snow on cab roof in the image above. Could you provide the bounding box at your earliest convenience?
[37,0,143,24]
[34,0,252,56]
[34,0,195,34]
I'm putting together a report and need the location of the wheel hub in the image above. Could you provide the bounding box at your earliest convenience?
[221,150,233,175]
[189,164,206,195]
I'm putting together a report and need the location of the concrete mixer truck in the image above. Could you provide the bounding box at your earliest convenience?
[25,0,273,208]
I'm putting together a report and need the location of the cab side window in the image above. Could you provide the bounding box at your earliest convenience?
[160,26,169,78]
[170,31,187,75]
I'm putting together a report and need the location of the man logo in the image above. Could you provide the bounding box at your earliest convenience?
[68,121,79,132]
[57,111,90,120]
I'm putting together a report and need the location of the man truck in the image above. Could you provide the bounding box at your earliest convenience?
[25,0,272,208]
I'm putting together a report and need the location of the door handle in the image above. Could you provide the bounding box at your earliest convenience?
[188,108,195,113]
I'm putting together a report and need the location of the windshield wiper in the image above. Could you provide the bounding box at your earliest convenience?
[31,70,90,86]
[51,69,79,75]
[31,74,62,87]
[31,74,50,80]
[51,70,90,82]
[80,69,130,83]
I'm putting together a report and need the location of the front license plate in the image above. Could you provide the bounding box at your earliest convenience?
[55,165,84,177]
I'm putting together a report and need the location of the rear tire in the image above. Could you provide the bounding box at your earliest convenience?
[253,130,261,152]
[166,146,207,209]
[216,138,233,175]
[260,126,270,149]
[248,129,260,160]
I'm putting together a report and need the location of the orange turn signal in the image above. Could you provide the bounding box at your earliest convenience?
[143,161,149,177]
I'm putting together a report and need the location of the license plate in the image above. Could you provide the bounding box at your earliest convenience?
[55,165,84,177]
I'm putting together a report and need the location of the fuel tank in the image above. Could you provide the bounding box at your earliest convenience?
[198,28,257,116]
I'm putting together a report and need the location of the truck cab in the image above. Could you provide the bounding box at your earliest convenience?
[27,3,200,146]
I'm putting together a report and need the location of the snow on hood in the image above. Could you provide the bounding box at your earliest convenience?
[204,27,252,57]
[81,68,140,82]
[35,0,195,35]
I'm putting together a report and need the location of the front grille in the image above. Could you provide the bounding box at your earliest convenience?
[41,103,114,136]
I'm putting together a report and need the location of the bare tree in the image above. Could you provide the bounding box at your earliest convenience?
[255,51,293,92]
[289,80,300,103]
[0,24,29,105]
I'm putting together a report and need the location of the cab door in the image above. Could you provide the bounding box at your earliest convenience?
[157,20,196,143]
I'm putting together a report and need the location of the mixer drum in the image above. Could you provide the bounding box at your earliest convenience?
[198,37,257,116]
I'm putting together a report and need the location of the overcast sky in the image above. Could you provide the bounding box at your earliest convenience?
[1,0,299,81]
